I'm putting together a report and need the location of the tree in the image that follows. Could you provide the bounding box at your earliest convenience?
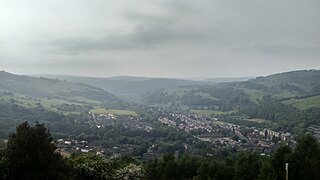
[115,163,145,180]
[5,121,71,180]
[70,153,113,180]
[270,146,292,180]
[234,153,261,180]
[195,159,233,180]
[290,134,320,180]
[0,150,10,180]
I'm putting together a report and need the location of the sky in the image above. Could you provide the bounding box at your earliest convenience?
[0,0,319,78]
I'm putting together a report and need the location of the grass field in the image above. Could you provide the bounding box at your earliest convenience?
[283,95,320,110]
[190,109,237,116]
[243,89,269,103]
[243,118,266,123]
[211,120,225,125]
[195,92,220,101]
[90,107,138,116]
[0,95,93,114]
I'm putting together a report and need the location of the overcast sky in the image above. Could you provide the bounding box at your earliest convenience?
[0,0,319,78]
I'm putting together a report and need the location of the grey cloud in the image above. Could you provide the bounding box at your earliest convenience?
[1,0,320,77]
[254,43,320,57]
[45,10,219,54]
[230,43,320,58]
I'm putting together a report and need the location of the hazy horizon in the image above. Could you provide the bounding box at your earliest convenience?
[1,0,320,77]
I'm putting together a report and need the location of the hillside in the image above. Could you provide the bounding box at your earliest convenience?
[0,71,125,109]
[144,70,320,133]
[146,70,320,108]
[237,70,320,100]
[33,75,209,102]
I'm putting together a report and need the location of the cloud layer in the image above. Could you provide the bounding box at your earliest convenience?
[1,0,319,77]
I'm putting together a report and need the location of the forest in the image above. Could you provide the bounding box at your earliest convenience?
[1,122,320,180]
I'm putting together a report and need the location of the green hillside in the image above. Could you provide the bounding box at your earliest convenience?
[144,70,320,133]
[240,70,320,98]
[33,75,209,102]
[145,70,320,109]
[283,95,320,110]
[0,71,126,110]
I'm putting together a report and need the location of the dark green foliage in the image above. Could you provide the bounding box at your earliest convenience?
[1,122,320,180]
[114,163,145,180]
[0,103,64,138]
[69,153,113,180]
[240,98,302,123]
[145,154,233,180]
[145,135,320,180]
[258,135,320,180]
[290,134,320,180]
[0,150,10,180]
[0,71,126,109]
[234,153,262,180]
[112,156,138,169]
[270,146,292,180]
[195,158,233,180]
[147,86,250,111]
[5,122,71,180]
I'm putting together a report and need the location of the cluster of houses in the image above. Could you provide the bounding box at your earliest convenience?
[87,112,154,132]
[158,113,214,133]
[156,111,295,155]
[57,111,156,157]
[57,138,94,153]
[56,138,142,157]
[59,109,297,158]
[308,125,320,140]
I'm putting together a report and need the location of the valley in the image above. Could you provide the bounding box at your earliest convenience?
[1,70,319,159]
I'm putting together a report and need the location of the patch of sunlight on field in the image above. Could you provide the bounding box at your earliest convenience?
[91,107,138,116]
[190,109,237,116]
[283,95,320,110]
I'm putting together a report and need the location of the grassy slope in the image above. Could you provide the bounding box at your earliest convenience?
[33,74,208,102]
[283,95,320,110]
[190,109,236,116]
[0,72,120,101]
[90,107,137,116]
[0,71,120,102]
[0,71,135,115]
[145,70,320,113]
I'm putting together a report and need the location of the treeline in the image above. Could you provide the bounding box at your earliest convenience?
[147,86,250,111]
[146,134,320,180]
[240,98,303,123]
[0,102,218,157]
[239,97,320,133]
[1,122,320,180]
[0,103,65,138]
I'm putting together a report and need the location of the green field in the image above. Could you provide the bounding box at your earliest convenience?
[243,89,269,103]
[0,95,93,114]
[90,107,138,116]
[190,109,237,116]
[283,95,320,110]
[195,92,220,101]
[243,118,267,123]
[0,94,139,117]
[211,120,225,125]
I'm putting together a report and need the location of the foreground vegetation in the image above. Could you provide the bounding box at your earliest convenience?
[1,122,320,180]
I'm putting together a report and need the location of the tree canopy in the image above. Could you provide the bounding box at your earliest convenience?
[4,121,71,180]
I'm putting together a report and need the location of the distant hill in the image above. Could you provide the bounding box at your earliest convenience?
[145,69,320,110]
[32,75,210,102]
[203,77,253,83]
[0,71,124,107]
[143,70,320,133]
[34,70,320,106]
[235,69,320,101]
